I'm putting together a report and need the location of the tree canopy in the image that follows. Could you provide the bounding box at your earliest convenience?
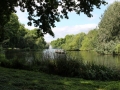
[51,30,98,51]
[51,33,86,50]
[80,29,98,50]
[1,13,47,49]
[97,1,120,54]
[0,0,107,41]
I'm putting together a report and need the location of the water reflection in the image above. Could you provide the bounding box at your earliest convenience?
[66,51,120,69]
[49,45,53,49]
[4,50,120,69]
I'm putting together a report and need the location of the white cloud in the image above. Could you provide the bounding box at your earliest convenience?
[106,0,120,4]
[44,24,97,42]
[25,25,37,30]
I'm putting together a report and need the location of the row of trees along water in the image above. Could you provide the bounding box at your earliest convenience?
[51,1,120,55]
[1,13,48,50]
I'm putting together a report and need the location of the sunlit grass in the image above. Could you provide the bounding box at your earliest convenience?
[0,66,120,90]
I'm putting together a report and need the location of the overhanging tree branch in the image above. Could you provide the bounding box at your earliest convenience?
[0,0,107,40]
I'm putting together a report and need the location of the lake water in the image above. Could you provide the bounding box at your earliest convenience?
[66,51,120,70]
[4,49,120,70]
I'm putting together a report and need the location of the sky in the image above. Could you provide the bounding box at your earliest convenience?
[16,0,120,43]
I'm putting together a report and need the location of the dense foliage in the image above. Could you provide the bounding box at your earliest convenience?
[51,1,120,55]
[51,29,97,51]
[80,29,98,50]
[63,33,86,50]
[2,13,47,49]
[97,1,120,54]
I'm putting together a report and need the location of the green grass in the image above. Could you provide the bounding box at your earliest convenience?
[0,66,120,90]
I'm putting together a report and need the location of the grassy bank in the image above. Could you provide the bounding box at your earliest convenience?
[0,66,120,90]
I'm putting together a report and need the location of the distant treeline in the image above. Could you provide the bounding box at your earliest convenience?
[51,1,120,55]
[1,13,48,50]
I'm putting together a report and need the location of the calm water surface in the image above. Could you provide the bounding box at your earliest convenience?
[66,51,120,69]
[4,49,120,69]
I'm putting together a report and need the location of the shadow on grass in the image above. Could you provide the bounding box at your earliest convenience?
[0,66,120,90]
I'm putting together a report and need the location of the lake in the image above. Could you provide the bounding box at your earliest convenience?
[3,49,120,70]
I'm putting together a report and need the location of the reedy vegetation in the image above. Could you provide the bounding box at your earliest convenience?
[0,51,120,81]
